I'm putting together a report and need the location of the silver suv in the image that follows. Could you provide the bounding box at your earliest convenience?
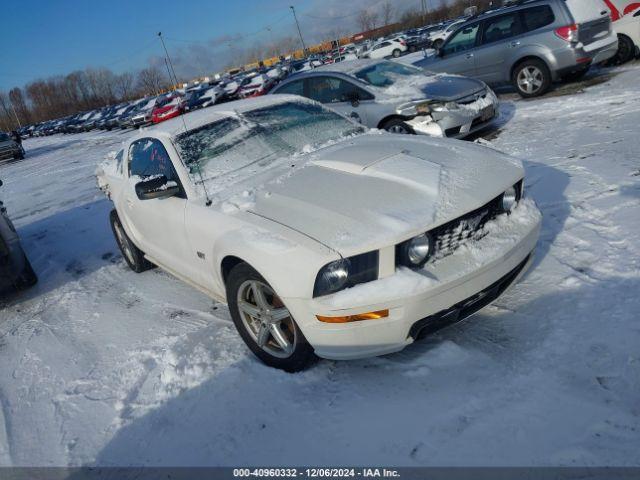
[415,0,618,97]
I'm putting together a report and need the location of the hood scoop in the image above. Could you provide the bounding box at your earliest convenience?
[310,143,403,174]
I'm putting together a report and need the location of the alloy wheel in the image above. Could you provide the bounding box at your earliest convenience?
[387,124,410,134]
[517,66,544,95]
[237,280,296,358]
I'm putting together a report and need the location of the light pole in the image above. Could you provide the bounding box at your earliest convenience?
[158,31,180,90]
[289,5,307,57]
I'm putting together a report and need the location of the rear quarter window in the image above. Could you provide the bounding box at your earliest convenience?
[521,5,556,32]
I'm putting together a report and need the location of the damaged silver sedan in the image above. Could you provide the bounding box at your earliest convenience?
[270,59,499,139]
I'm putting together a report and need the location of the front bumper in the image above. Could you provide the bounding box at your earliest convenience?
[284,199,541,360]
[0,145,21,161]
[406,89,499,139]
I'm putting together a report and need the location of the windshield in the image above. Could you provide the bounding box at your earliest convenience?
[354,61,424,87]
[175,101,364,192]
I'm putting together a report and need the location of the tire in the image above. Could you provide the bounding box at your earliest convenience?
[14,255,37,290]
[512,58,551,98]
[409,45,417,53]
[560,68,589,83]
[227,263,317,372]
[612,34,635,65]
[432,39,443,50]
[382,118,414,134]
[392,49,401,58]
[109,209,154,273]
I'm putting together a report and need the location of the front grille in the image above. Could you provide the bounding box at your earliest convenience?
[431,195,503,260]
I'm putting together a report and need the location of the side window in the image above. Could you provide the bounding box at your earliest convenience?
[307,77,373,104]
[481,13,523,45]
[442,23,480,56]
[275,79,305,96]
[128,138,178,182]
[521,5,555,32]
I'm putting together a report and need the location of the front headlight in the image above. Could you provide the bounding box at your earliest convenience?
[396,100,442,116]
[397,233,433,268]
[313,251,379,297]
[501,181,523,213]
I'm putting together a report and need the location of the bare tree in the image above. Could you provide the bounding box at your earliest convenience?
[136,66,168,96]
[9,88,30,125]
[357,9,373,32]
[381,1,394,26]
[114,72,135,100]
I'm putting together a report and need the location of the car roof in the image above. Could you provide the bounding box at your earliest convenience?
[312,58,385,75]
[465,0,552,23]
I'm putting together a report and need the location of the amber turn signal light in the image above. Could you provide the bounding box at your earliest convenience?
[316,309,389,323]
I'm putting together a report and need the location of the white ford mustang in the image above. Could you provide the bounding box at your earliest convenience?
[97,95,541,372]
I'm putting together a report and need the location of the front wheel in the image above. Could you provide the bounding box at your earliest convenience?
[432,39,443,50]
[512,59,551,98]
[227,263,316,372]
[392,49,401,58]
[109,209,154,273]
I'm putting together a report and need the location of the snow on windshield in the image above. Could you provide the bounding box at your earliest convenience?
[174,100,365,204]
[355,61,439,101]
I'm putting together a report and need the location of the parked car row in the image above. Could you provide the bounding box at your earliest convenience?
[16,0,639,140]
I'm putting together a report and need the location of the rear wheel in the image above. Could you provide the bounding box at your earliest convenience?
[612,34,635,65]
[432,39,443,50]
[392,49,401,58]
[382,118,414,134]
[227,263,316,372]
[109,209,154,273]
[512,59,551,98]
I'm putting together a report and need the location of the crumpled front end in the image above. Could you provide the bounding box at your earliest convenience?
[405,88,499,139]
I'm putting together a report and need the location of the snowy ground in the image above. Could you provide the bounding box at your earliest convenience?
[0,61,639,467]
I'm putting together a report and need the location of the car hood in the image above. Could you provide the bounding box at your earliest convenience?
[250,134,523,255]
[377,73,486,103]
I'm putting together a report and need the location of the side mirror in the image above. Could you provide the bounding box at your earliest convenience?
[135,175,180,200]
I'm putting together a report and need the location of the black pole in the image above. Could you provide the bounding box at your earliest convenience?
[289,6,307,57]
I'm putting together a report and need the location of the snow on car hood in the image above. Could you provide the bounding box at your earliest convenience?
[250,134,523,255]
[376,73,486,103]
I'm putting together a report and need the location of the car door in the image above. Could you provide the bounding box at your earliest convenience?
[435,22,481,77]
[121,137,197,279]
[306,75,375,126]
[474,12,526,84]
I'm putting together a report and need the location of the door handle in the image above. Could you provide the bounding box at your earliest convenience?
[510,41,521,47]
[466,53,474,59]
